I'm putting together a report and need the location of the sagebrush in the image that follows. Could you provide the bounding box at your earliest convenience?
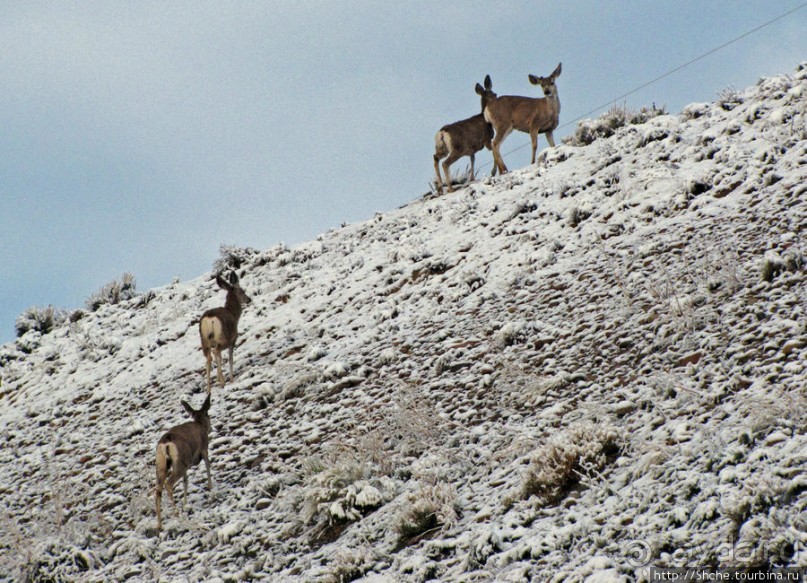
[521,422,621,504]
[564,103,667,147]
[86,273,138,312]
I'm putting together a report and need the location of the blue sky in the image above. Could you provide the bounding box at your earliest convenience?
[1,2,805,344]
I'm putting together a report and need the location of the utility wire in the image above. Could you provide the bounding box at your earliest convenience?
[491,2,806,163]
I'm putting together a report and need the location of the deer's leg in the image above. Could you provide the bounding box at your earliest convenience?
[202,449,212,491]
[165,476,179,517]
[442,159,453,192]
[469,153,476,181]
[545,130,556,148]
[204,348,213,392]
[491,128,510,174]
[433,154,444,193]
[228,345,235,382]
[183,474,189,511]
[530,131,539,164]
[214,348,225,386]
[442,151,464,192]
[484,138,496,177]
[492,144,508,174]
[155,482,164,530]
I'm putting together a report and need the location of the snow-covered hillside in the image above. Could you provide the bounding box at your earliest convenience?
[1,64,805,582]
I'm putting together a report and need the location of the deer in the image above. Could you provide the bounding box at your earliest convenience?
[155,394,212,531]
[199,271,252,392]
[477,63,562,175]
[433,80,496,194]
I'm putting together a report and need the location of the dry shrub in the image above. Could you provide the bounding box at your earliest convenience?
[299,452,397,540]
[395,481,459,544]
[86,273,138,312]
[521,422,621,504]
[564,104,667,147]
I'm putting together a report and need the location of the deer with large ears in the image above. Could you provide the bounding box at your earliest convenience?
[199,271,252,392]
[155,394,212,531]
[477,63,562,174]
[433,79,496,193]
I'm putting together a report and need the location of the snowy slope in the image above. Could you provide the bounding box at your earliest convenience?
[0,64,805,582]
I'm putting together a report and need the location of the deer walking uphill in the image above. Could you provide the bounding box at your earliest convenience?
[199,271,252,392]
[478,63,562,175]
[433,79,496,194]
[155,394,212,531]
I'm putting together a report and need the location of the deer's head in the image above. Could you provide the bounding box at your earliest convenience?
[528,63,562,99]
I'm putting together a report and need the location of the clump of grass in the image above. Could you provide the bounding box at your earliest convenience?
[567,205,593,228]
[518,422,621,505]
[15,305,68,338]
[395,481,459,545]
[86,273,138,312]
[563,103,667,147]
[716,86,743,111]
[299,452,397,541]
[428,164,476,196]
[324,546,378,583]
[760,251,802,283]
[213,244,259,272]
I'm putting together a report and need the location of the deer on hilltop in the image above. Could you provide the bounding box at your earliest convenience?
[477,63,562,175]
[433,79,496,194]
[199,271,252,392]
[155,394,212,530]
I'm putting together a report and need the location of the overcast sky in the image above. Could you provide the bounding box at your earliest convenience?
[1,2,805,344]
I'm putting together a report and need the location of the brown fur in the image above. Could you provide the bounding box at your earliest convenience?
[199,272,251,391]
[478,63,562,174]
[433,80,496,194]
[155,395,212,530]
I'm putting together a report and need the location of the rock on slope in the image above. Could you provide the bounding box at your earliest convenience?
[0,64,805,582]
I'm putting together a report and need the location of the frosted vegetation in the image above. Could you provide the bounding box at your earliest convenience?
[0,64,805,581]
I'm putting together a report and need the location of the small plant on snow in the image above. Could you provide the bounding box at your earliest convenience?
[428,163,475,196]
[213,243,258,272]
[517,421,621,506]
[1,449,111,581]
[731,512,798,570]
[563,103,667,147]
[395,480,459,545]
[14,331,42,355]
[15,538,99,582]
[86,273,138,312]
[15,305,68,337]
[567,205,592,228]
[324,545,379,583]
[495,321,528,348]
[381,384,450,460]
[716,85,743,111]
[735,384,806,437]
[307,345,328,362]
[519,372,579,407]
[299,452,397,540]
[687,243,745,297]
[759,250,802,283]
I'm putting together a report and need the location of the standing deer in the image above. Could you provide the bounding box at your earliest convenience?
[155,394,212,530]
[477,63,562,175]
[199,271,252,392]
[433,80,496,194]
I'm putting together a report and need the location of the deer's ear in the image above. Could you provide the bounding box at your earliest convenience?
[475,83,484,95]
[228,271,239,286]
[484,75,492,90]
[215,274,230,290]
[528,74,540,85]
[552,63,562,79]
[181,400,193,415]
[201,394,211,413]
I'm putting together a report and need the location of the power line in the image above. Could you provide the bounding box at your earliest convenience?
[492,2,806,162]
